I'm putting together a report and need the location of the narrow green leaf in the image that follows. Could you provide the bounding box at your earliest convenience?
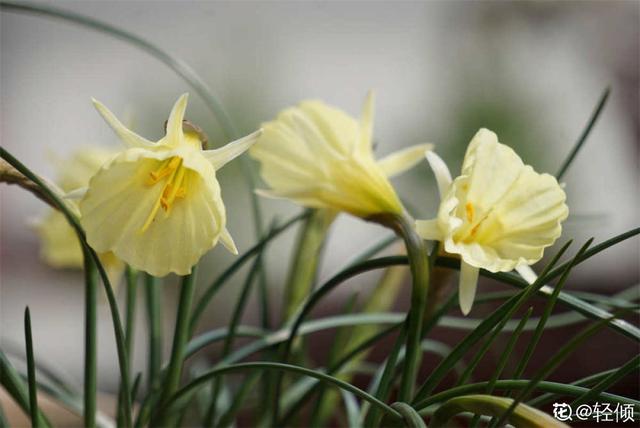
[413,241,572,403]
[479,308,533,428]
[0,351,51,427]
[279,323,401,426]
[164,362,403,422]
[206,253,263,426]
[118,266,138,428]
[556,86,611,180]
[0,402,8,428]
[396,216,431,402]
[510,242,581,386]
[283,208,333,320]
[341,390,361,428]
[364,292,457,427]
[24,307,40,428]
[430,395,569,428]
[17,372,118,428]
[414,379,639,411]
[152,269,198,426]
[144,273,163,390]
[189,212,307,333]
[308,293,360,426]
[493,310,632,427]
[392,402,427,428]
[572,355,640,406]
[526,368,619,408]
[363,324,407,428]
[83,252,98,428]
[216,371,261,428]
[272,255,404,425]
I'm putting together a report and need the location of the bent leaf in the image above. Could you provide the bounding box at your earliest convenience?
[430,394,569,428]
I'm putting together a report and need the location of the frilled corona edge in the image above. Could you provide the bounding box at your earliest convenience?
[416,128,568,314]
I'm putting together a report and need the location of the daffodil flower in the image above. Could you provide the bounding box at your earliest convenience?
[34,147,124,285]
[79,94,261,277]
[250,92,432,219]
[415,128,568,315]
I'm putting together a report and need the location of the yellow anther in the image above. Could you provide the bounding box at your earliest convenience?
[140,156,187,232]
[147,157,178,185]
[465,202,474,223]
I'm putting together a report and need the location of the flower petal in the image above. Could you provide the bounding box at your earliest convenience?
[356,90,375,157]
[459,261,479,315]
[220,227,238,255]
[425,151,453,199]
[516,264,538,285]
[298,101,360,157]
[463,130,525,213]
[165,93,189,144]
[93,99,155,148]
[474,167,568,264]
[415,219,442,241]
[377,143,434,178]
[204,130,262,170]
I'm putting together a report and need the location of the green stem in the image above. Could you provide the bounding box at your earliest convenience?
[394,215,430,402]
[283,209,333,320]
[153,268,198,427]
[83,250,98,428]
[205,256,261,426]
[144,274,163,390]
[118,266,138,427]
[125,267,138,362]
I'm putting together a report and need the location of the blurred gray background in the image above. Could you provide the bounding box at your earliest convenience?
[1,0,638,395]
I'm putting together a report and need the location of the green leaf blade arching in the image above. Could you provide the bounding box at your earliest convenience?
[430,395,569,428]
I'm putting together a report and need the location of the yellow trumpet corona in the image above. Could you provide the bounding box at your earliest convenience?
[416,128,568,315]
[79,94,261,277]
[250,92,433,219]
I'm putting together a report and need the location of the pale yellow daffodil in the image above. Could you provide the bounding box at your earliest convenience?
[250,92,433,219]
[415,128,568,315]
[79,94,261,277]
[35,147,125,285]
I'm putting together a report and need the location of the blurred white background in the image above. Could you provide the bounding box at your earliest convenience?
[1,1,638,391]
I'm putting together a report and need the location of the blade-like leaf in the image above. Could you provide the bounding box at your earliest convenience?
[572,355,640,406]
[164,361,403,423]
[430,395,569,428]
[556,87,611,180]
[0,351,51,427]
[414,379,639,411]
[413,241,573,403]
[24,308,40,428]
[189,213,307,333]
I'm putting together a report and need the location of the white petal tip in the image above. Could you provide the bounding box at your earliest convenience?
[220,228,238,255]
[460,303,472,316]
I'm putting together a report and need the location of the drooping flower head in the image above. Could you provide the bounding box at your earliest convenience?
[79,94,260,277]
[35,147,124,284]
[416,129,568,314]
[250,92,432,219]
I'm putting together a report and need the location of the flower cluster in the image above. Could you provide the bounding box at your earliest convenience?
[38,92,567,314]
